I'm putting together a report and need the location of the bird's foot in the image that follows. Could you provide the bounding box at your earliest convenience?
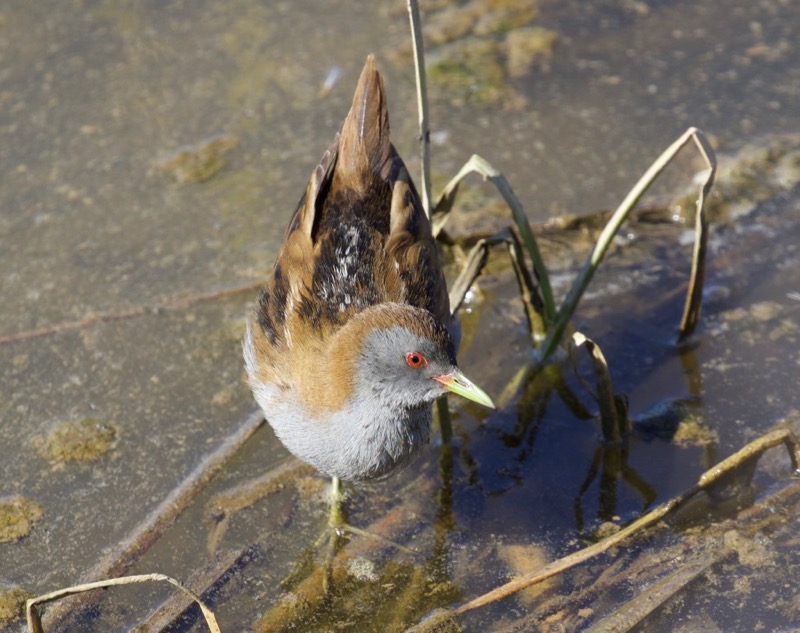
[316,476,415,593]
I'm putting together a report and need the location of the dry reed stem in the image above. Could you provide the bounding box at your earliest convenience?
[0,282,262,346]
[26,574,221,633]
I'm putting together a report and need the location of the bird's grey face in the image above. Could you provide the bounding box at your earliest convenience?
[357,324,455,409]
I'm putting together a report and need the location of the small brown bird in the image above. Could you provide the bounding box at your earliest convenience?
[244,55,493,486]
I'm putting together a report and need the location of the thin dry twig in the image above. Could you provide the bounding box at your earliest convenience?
[0,282,262,346]
[205,458,310,554]
[406,0,432,218]
[26,574,221,633]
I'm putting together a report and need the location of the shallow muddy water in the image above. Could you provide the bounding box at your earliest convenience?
[1,1,799,631]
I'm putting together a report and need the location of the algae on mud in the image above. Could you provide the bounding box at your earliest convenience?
[0,496,43,543]
[31,418,118,465]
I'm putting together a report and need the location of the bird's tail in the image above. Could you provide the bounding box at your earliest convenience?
[334,54,394,190]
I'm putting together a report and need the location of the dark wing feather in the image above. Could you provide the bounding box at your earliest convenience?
[256,54,450,350]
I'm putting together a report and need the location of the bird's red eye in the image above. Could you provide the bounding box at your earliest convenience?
[405,352,428,368]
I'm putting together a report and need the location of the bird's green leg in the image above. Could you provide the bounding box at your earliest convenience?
[328,476,345,530]
[319,476,417,592]
[321,475,346,593]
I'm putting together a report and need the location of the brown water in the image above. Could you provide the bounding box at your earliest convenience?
[1,1,799,631]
